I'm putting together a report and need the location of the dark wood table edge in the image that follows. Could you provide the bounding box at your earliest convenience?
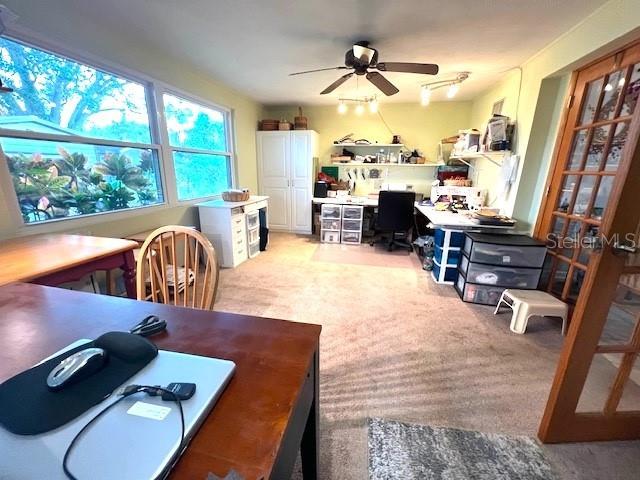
[29,249,137,298]
[270,342,319,480]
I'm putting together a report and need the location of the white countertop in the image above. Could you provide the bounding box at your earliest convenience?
[313,196,513,230]
[312,196,378,207]
[415,204,514,230]
[196,195,269,209]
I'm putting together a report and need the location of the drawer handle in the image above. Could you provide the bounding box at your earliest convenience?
[236,229,242,234]
[237,239,243,244]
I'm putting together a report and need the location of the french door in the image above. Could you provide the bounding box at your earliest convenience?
[536,41,640,441]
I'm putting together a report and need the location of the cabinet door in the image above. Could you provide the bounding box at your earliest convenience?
[290,131,313,233]
[257,132,290,230]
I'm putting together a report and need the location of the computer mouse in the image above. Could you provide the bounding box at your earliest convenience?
[46,347,108,391]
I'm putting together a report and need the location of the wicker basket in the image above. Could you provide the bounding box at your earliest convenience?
[222,190,250,202]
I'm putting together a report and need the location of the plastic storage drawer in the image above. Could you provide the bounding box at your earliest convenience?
[321,230,340,243]
[342,219,362,232]
[248,240,260,258]
[341,231,361,244]
[247,228,260,245]
[433,260,459,283]
[434,228,465,248]
[246,211,259,229]
[461,260,541,288]
[321,218,341,231]
[463,233,547,268]
[342,205,364,219]
[434,244,461,266]
[455,273,505,306]
[320,204,341,219]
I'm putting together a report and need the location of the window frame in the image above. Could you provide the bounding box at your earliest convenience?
[0,27,237,234]
[156,88,236,204]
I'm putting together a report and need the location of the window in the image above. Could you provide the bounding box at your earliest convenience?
[0,36,164,224]
[162,93,232,201]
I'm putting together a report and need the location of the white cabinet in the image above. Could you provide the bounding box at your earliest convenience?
[257,130,318,233]
[197,196,269,268]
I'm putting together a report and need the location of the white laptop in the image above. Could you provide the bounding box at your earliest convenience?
[0,341,235,480]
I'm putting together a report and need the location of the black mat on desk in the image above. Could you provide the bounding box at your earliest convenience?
[0,332,157,435]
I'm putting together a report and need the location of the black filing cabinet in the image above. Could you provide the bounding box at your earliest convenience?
[455,233,547,306]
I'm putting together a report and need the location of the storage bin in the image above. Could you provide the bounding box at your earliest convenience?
[247,227,260,245]
[433,259,458,283]
[433,244,460,266]
[321,230,340,243]
[455,272,505,306]
[248,240,260,258]
[321,218,341,231]
[342,205,364,220]
[463,233,547,268]
[341,231,361,244]
[342,219,362,232]
[320,204,341,219]
[246,211,259,229]
[460,260,541,288]
[434,228,465,248]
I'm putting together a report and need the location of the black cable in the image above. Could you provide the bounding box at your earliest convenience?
[62,385,185,480]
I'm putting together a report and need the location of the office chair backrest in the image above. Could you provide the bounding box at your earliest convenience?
[377,190,416,231]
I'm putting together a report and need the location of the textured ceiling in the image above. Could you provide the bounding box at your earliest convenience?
[9,0,608,104]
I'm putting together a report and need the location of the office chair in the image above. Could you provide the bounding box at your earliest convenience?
[370,190,416,252]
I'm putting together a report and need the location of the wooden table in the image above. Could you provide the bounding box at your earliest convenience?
[0,283,321,479]
[0,234,138,298]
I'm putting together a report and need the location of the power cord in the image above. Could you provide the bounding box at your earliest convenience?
[62,385,185,480]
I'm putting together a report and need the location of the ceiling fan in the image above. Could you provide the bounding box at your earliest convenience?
[289,41,439,96]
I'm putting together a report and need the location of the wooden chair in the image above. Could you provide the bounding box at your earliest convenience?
[136,225,219,310]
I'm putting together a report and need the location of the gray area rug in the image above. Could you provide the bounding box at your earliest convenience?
[368,418,558,480]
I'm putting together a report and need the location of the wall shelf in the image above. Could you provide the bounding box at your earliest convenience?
[332,143,405,148]
[449,151,510,168]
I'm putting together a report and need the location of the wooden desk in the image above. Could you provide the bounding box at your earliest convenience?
[0,234,138,298]
[0,283,321,479]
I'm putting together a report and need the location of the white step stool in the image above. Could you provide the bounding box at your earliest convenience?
[494,289,568,335]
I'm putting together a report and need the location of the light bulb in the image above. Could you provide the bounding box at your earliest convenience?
[369,98,378,113]
[355,103,364,115]
[447,83,460,99]
[618,77,626,87]
[338,101,347,114]
[420,86,431,106]
[604,83,613,92]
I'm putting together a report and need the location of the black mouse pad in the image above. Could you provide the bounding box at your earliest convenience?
[0,332,158,435]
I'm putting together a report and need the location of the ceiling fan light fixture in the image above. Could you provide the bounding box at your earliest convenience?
[447,83,460,99]
[420,86,431,106]
[338,100,348,114]
[355,103,365,115]
[369,98,378,113]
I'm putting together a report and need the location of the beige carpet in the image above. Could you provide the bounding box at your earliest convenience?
[214,233,640,480]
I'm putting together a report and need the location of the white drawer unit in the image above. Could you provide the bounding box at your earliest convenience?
[320,204,342,243]
[340,205,363,244]
[197,196,269,268]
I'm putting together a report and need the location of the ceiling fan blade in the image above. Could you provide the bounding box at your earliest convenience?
[366,71,399,96]
[376,62,439,75]
[320,73,354,95]
[289,66,349,76]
